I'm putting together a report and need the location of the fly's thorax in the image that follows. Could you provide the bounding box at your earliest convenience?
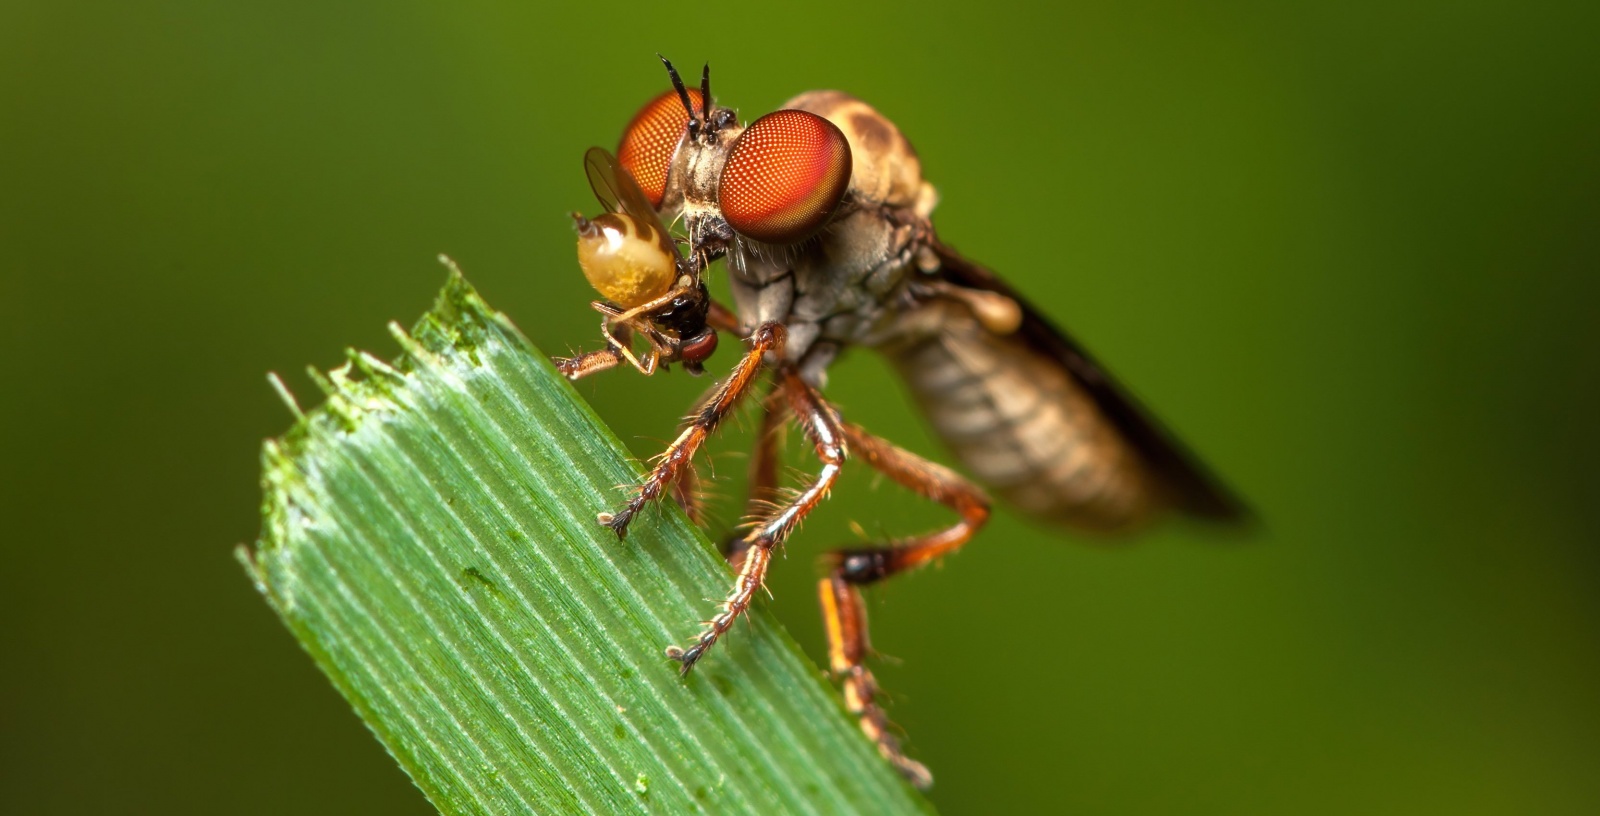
[725,201,925,372]
[573,211,676,309]
[719,98,936,365]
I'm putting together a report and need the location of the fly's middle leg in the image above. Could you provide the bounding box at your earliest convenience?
[818,421,991,790]
[722,384,788,571]
[667,367,846,674]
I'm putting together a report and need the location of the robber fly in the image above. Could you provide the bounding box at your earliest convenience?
[556,57,1248,789]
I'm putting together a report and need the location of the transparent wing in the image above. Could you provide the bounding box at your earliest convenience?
[585,147,665,227]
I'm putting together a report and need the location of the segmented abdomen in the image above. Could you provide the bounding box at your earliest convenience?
[884,312,1160,532]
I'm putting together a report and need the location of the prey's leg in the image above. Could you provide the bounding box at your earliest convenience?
[601,323,785,537]
[555,317,636,380]
[556,293,741,380]
[818,421,991,790]
[667,368,846,674]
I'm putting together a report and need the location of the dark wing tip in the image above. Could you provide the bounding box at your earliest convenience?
[1173,479,1255,527]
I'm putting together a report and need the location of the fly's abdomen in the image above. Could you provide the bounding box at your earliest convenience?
[884,311,1160,532]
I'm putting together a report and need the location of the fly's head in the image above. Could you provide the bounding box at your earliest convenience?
[616,57,855,269]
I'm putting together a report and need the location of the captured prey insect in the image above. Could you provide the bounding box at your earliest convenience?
[559,148,725,380]
[555,57,1249,788]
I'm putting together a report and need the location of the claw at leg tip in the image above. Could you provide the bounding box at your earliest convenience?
[893,756,934,790]
[664,644,700,676]
[597,511,632,539]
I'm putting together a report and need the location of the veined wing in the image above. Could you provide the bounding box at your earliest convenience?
[584,146,678,259]
[930,241,1249,523]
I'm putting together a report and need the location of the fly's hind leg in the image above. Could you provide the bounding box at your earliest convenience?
[818,422,991,790]
[820,577,933,788]
[667,368,846,674]
[830,422,990,582]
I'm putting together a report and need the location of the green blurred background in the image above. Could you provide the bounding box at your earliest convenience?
[3,1,1597,813]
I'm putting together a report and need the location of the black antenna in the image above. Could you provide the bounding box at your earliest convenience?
[657,54,699,137]
[699,63,713,128]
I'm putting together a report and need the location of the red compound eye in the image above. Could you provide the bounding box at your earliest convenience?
[617,88,702,206]
[718,110,852,244]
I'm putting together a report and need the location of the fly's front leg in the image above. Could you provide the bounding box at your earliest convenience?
[600,322,786,538]
[819,421,991,790]
[667,368,846,674]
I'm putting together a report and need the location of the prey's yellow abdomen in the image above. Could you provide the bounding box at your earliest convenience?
[574,212,676,309]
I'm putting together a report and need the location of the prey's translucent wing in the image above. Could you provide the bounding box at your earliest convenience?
[585,147,670,234]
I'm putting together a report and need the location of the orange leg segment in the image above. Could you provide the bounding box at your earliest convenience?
[828,422,990,584]
[817,421,991,790]
[819,577,933,789]
[722,384,787,570]
[599,322,785,538]
[666,368,846,674]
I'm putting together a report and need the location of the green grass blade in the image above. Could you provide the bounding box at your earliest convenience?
[238,261,934,816]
